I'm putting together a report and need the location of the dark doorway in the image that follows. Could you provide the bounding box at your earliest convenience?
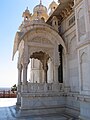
[58,45,63,83]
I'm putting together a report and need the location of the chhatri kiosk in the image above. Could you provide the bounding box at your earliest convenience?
[13,1,66,117]
[13,0,90,119]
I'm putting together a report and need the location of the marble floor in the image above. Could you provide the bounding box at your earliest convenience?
[0,98,78,120]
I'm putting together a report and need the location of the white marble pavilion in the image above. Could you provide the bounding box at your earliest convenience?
[12,0,90,119]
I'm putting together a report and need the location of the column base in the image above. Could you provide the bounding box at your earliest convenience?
[16,102,21,108]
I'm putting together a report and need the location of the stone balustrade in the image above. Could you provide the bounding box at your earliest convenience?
[21,83,64,93]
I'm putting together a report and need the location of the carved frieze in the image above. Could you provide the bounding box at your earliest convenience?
[29,47,54,63]
[30,37,52,45]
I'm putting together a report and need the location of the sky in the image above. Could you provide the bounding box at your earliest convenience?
[0,0,58,88]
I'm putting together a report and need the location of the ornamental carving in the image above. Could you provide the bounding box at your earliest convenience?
[30,37,52,45]
[29,47,54,63]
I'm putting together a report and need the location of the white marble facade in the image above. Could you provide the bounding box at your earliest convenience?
[13,0,90,119]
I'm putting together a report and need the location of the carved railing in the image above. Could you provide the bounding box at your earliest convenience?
[0,90,16,98]
[21,83,64,93]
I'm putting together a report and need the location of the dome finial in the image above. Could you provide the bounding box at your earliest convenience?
[40,0,42,5]
[26,6,28,10]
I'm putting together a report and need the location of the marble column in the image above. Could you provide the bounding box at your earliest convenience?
[53,45,60,83]
[44,63,48,83]
[47,59,54,83]
[64,53,70,92]
[22,63,28,84]
[16,64,22,107]
[18,65,22,88]
[54,64,59,83]
[42,60,48,83]
[52,64,60,92]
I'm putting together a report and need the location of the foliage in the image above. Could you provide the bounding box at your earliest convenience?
[11,84,17,93]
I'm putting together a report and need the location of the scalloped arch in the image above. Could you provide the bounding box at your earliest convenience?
[21,23,67,54]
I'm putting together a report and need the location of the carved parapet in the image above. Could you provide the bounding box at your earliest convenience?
[59,1,74,20]
[66,92,90,103]
[52,83,64,92]
[78,95,90,103]
[21,83,64,93]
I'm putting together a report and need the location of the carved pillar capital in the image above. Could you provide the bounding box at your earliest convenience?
[22,63,28,69]
[17,63,22,70]
[22,62,28,85]
[42,62,48,71]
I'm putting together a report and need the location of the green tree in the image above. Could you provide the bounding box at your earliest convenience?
[11,84,17,93]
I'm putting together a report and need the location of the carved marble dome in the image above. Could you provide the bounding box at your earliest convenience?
[32,0,48,21]
[33,0,47,14]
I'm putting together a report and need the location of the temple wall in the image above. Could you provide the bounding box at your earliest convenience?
[74,0,90,119]
[60,1,90,118]
[59,12,80,118]
[60,12,79,93]
[75,0,90,95]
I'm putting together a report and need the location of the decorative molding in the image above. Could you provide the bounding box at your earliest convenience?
[29,47,54,63]
[30,37,52,45]
[74,0,83,7]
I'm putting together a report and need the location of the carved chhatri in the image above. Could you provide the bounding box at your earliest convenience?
[13,0,90,119]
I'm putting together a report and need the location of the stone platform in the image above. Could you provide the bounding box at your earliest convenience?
[0,106,75,120]
[0,98,79,120]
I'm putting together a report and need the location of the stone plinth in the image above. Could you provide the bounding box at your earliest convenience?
[16,83,65,117]
[17,94,65,117]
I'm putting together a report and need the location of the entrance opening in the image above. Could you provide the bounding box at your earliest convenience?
[28,58,44,83]
[29,51,51,83]
[58,45,63,83]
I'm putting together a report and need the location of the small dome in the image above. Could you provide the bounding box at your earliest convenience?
[22,7,31,18]
[49,1,58,10]
[33,1,47,14]
[25,7,30,13]
[49,1,58,15]
[23,7,30,15]
[22,7,32,22]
